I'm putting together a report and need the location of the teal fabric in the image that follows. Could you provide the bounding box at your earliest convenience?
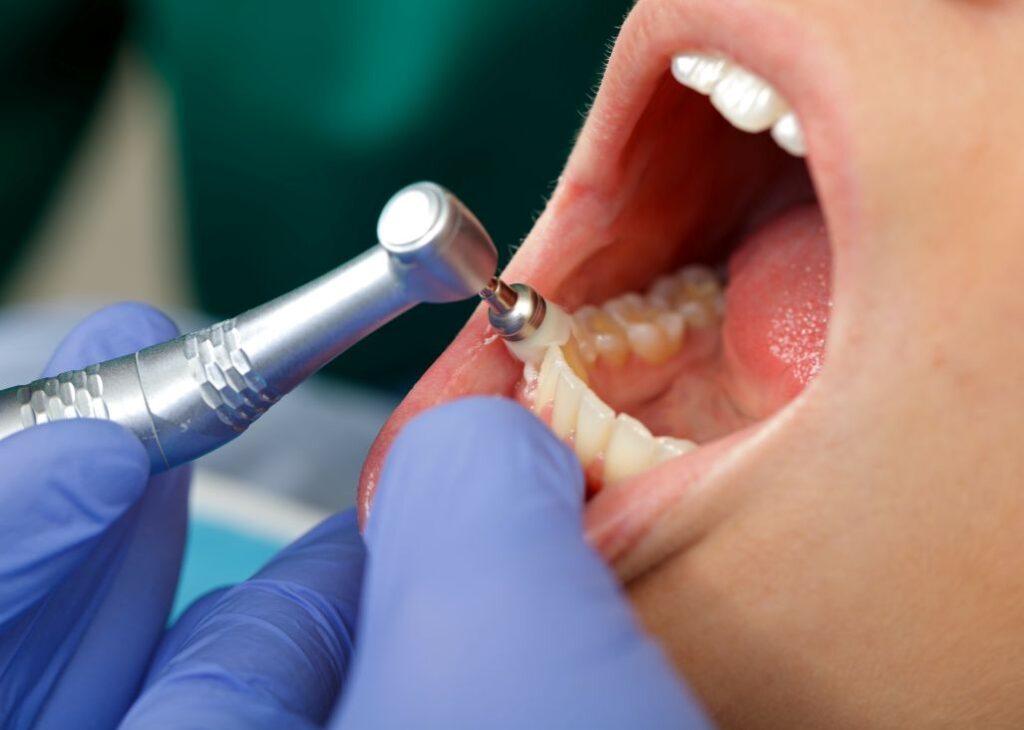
[1,0,629,387]
[172,517,284,620]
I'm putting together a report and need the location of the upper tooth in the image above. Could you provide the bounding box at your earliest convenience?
[671,53,731,95]
[771,112,807,157]
[710,66,787,133]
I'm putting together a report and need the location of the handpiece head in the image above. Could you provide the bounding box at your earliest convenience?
[377,182,499,303]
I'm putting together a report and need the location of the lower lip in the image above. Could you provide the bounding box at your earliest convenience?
[583,423,763,575]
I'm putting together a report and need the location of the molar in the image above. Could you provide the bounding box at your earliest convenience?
[574,306,630,367]
[574,389,616,466]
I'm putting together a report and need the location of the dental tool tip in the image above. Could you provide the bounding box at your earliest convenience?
[480,276,519,315]
[482,279,547,342]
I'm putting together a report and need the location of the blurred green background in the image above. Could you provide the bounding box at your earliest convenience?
[0,0,629,390]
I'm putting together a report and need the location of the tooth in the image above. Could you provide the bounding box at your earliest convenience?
[671,53,731,95]
[654,436,698,464]
[606,294,677,365]
[604,293,648,324]
[570,318,598,366]
[623,321,673,365]
[574,390,616,466]
[679,265,721,301]
[710,66,786,134]
[576,306,629,368]
[656,311,685,349]
[771,112,807,157]
[679,300,714,328]
[648,273,684,310]
[604,414,657,486]
[561,336,591,383]
[551,361,586,438]
[533,346,563,413]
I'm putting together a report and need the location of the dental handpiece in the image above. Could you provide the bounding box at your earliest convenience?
[0,182,499,472]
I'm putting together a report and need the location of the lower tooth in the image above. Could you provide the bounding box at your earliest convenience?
[604,414,657,486]
[574,390,616,466]
[625,321,673,364]
[680,300,714,328]
[679,266,720,299]
[551,362,585,438]
[656,311,685,348]
[654,436,698,463]
[533,346,563,413]
[576,306,630,368]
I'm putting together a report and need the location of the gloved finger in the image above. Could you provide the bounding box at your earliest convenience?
[0,420,148,624]
[43,301,179,376]
[122,509,366,730]
[16,303,193,730]
[336,397,708,729]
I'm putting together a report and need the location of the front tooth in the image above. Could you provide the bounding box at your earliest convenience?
[551,362,585,438]
[710,66,786,133]
[604,414,658,486]
[574,390,616,466]
[654,436,698,464]
[533,346,564,413]
[671,53,731,95]
[771,112,807,157]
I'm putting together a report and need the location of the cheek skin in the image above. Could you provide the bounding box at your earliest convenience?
[616,0,1024,727]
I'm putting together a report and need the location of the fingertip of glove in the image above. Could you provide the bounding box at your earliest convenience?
[45,302,180,375]
[368,397,584,544]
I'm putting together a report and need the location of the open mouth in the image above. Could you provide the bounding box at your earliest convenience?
[359,0,859,580]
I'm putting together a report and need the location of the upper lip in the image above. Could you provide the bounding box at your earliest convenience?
[358,0,861,577]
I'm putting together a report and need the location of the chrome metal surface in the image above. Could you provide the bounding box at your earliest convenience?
[0,182,499,471]
[484,281,547,342]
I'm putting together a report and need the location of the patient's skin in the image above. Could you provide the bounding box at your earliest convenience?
[594,1,1024,727]
[363,0,1024,726]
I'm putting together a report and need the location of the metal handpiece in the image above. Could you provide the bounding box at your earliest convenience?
[0,182,499,471]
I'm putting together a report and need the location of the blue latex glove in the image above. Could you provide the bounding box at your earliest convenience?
[0,303,191,730]
[124,397,710,729]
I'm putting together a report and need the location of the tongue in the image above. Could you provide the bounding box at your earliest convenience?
[721,203,832,419]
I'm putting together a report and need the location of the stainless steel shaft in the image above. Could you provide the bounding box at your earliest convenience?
[0,182,498,471]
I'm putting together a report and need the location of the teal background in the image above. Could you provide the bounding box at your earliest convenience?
[1,0,630,388]
[172,517,285,620]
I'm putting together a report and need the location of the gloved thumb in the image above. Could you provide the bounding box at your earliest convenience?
[339,397,707,729]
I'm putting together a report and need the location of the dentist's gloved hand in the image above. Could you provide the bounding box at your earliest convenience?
[0,304,191,730]
[125,397,710,729]
[335,397,710,729]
